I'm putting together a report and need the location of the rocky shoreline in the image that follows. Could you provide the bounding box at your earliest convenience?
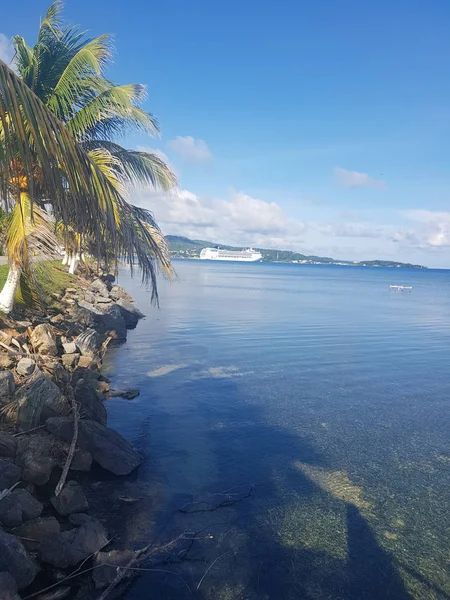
[0,269,147,600]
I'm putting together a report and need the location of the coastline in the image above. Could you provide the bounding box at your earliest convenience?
[0,264,150,599]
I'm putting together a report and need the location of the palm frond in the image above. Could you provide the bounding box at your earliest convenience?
[67,84,159,141]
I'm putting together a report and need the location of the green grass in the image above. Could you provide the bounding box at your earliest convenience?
[0,261,78,310]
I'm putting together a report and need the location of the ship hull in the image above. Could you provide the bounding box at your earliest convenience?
[200,247,262,262]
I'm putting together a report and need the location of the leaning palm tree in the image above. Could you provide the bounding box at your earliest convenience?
[13,1,175,283]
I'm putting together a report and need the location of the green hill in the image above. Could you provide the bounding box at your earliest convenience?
[165,235,426,269]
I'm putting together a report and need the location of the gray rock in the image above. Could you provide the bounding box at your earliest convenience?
[38,520,108,568]
[0,571,20,600]
[74,328,100,358]
[0,459,21,490]
[0,370,15,404]
[93,549,136,589]
[62,341,77,354]
[11,517,60,551]
[96,303,127,341]
[51,481,88,516]
[0,433,17,459]
[16,358,36,377]
[16,434,56,486]
[30,323,58,356]
[89,278,110,298]
[74,379,107,425]
[16,376,69,431]
[95,296,112,304]
[0,529,39,588]
[116,298,145,329]
[0,488,42,527]
[109,285,133,302]
[61,353,80,369]
[83,291,96,304]
[70,448,92,472]
[46,418,142,475]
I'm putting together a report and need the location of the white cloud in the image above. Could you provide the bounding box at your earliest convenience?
[0,34,14,67]
[394,210,450,247]
[136,145,171,165]
[334,167,385,189]
[166,136,212,163]
[319,222,386,239]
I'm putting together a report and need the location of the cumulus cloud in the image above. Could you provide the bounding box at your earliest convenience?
[334,167,385,189]
[166,136,212,163]
[136,145,171,165]
[394,210,450,247]
[0,34,14,67]
[136,188,306,248]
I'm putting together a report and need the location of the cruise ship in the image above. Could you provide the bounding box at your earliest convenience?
[200,247,262,262]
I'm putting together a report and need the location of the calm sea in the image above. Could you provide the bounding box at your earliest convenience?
[104,260,450,600]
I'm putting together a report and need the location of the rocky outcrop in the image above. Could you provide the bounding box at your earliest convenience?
[30,323,58,356]
[46,418,142,475]
[15,376,70,431]
[0,529,39,589]
[0,488,43,527]
[50,481,88,516]
[0,370,15,404]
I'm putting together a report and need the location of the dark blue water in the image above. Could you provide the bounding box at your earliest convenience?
[104,261,450,600]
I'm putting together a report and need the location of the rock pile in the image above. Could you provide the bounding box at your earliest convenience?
[0,274,145,598]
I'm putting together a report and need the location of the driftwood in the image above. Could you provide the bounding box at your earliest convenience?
[54,389,79,496]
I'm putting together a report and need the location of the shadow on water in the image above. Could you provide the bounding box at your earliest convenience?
[125,374,414,600]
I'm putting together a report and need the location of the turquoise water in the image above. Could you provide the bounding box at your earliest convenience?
[105,261,450,599]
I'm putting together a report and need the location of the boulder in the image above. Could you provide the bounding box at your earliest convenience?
[0,459,21,490]
[0,433,17,459]
[50,313,66,325]
[0,355,13,369]
[46,418,142,475]
[0,371,15,404]
[38,520,108,568]
[40,360,71,394]
[62,353,80,370]
[116,298,145,329]
[51,481,88,516]
[16,434,56,486]
[30,324,58,356]
[12,517,60,551]
[70,448,92,472]
[68,513,97,527]
[0,571,20,600]
[89,279,110,298]
[77,356,96,369]
[83,291,96,304]
[0,529,39,588]
[93,549,136,589]
[0,489,43,527]
[109,285,133,302]
[16,358,36,377]
[16,376,69,431]
[74,328,100,358]
[62,341,77,354]
[97,303,127,340]
[75,379,107,425]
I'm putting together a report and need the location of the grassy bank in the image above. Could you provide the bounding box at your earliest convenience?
[0,261,78,309]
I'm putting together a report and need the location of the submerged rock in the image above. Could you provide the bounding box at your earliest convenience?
[0,529,39,589]
[51,481,88,516]
[93,549,136,589]
[0,489,43,527]
[46,418,142,475]
[30,323,58,357]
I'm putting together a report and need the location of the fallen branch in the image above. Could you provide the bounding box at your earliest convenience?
[54,388,79,496]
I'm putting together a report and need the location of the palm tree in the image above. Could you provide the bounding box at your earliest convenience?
[0,1,176,312]
[13,1,175,280]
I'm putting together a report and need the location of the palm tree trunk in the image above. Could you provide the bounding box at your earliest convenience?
[0,263,21,314]
[62,250,69,266]
[69,252,80,274]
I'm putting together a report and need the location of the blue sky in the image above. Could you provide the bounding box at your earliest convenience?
[2,0,450,266]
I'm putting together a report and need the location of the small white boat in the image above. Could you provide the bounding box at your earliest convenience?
[389,285,412,292]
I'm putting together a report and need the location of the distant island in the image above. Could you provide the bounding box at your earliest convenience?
[166,236,427,269]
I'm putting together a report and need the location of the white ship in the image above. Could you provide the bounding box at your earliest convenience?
[200,247,262,262]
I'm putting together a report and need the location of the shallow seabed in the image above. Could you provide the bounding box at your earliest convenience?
[104,261,450,600]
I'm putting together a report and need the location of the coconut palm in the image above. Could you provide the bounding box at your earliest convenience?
[0,2,176,312]
[13,1,175,278]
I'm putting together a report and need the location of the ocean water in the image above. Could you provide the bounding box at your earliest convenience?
[104,260,450,600]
